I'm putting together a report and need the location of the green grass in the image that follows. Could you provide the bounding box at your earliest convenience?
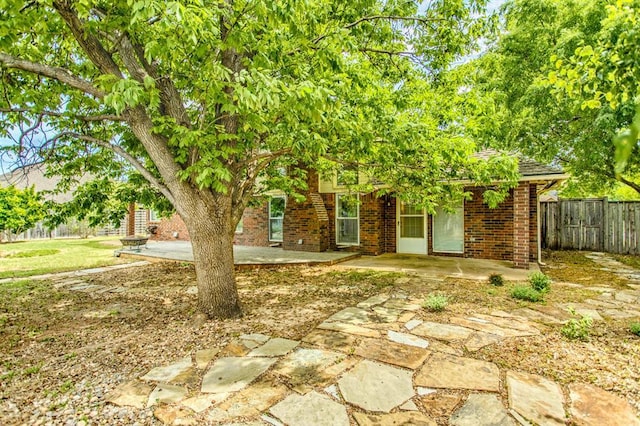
[511,285,544,302]
[0,237,129,279]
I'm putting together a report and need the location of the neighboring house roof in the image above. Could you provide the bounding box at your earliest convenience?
[0,163,85,203]
[474,149,566,179]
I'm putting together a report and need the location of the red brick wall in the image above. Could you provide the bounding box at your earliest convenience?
[283,193,329,252]
[384,196,397,254]
[233,202,271,247]
[529,184,538,262]
[149,213,190,241]
[322,192,390,255]
[358,193,386,255]
[464,188,514,261]
[513,183,530,268]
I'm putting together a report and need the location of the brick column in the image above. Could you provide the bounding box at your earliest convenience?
[513,183,530,268]
[127,203,136,236]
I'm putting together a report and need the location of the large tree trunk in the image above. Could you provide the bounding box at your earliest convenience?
[180,194,242,319]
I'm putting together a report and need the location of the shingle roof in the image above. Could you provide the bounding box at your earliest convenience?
[475,149,564,177]
[0,163,82,203]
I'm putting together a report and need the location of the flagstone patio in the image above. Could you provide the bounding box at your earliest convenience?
[103,266,640,426]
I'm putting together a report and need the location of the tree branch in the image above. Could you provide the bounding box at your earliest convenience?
[344,15,445,30]
[53,131,175,205]
[0,107,123,122]
[53,1,123,77]
[617,175,640,195]
[0,53,104,98]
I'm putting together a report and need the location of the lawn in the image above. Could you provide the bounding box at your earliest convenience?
[0,237,130,278]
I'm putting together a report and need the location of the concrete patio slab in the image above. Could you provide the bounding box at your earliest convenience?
[338,253,538,280]
[117,241,359,267]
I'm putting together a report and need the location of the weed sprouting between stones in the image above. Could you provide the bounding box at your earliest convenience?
[489,273,505,286]
[561,308,593,341]
[511,285,544,302]
[422,293,449,312]
[529,271,552,293]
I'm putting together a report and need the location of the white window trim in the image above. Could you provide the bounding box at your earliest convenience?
[268,196,285,242]
[336,193,360,246]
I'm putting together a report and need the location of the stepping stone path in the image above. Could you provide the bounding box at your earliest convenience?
[105,284,640,425]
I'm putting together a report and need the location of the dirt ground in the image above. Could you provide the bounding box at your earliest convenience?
[1,251,639,424]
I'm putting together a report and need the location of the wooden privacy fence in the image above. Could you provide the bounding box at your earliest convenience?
[541,198,640,254]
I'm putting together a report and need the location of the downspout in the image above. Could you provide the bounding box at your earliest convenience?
[537,193,543,265]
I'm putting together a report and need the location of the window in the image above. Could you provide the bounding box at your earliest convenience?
[399,203,425,238]
[336,165,358,186]
[336,194,359,245]
[149,210,160,222]
[235,219,243,234]
[269,196,285,242]
[432,203,464,253]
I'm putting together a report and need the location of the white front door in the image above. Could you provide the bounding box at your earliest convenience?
[397,202,427,254]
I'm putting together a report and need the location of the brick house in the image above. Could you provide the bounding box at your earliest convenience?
[150,154,566,269]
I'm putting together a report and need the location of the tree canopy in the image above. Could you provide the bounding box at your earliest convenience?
[469,0,640,196]
[0,185,44,242]
[0,0,518,318]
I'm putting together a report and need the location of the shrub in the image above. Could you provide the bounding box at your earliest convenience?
[511,285,543,302]
[529,271,551,293]
[561,309,593,341]
[631,322,640,337]
[422,294,449,312]
[489,273,504,287]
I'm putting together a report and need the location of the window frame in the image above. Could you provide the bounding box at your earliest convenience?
[336,193,360,246]
[268,196,286,242]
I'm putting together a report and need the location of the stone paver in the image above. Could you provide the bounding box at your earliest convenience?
[357,294,390,309]
[464,331,502,352]
[181,394,228,413]
[214,380,289,420]
[269,391,349,426]
[450,394,515,426]
[247,338,299,357]
[141,356,192,382]
[411,321,474,342]
[273,348,343,385]
[355,338,430,369]
[420,393,463,418]
[569,383,640,426]
[317,321,380,337]
[507,370,566,426]
[106,380,153,409]
[405,319,423,330]
[383,298,422,311]
[302,329,358,353]
[416,353,500,392]
[201,357,277,393]
[387,330,429,348]
[195,348,220,369]
[510,307,567,324]
[449,316,537,337]
[153,406,195,425]
[353,411,436,426]
[324,307,371,325]
[147,384,187,407]
[338,360,414,413]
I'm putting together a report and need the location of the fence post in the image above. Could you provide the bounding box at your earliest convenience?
[603,197,609,252]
